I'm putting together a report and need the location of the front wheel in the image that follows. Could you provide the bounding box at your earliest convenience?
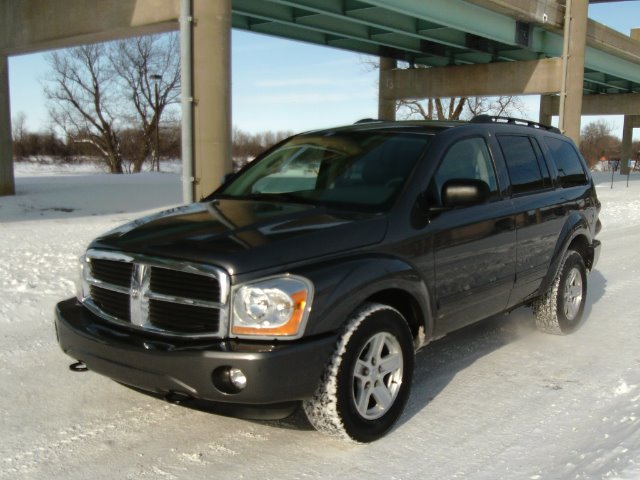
[303,303,414,442]
[533,249,588,335]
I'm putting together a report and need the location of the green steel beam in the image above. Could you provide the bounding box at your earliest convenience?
[362,0,519,47]
[234,0,428,55]
[263,0,519,61]
[542,30,640,85]
[232,13,382,56]
[233,0,640,93]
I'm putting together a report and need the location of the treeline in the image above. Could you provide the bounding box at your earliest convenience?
[578,119,640,168]
[12,125,181,169]
[232,128,293,167]
[13,124,291,169]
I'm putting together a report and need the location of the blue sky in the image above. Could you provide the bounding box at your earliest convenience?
[7,2,640,136]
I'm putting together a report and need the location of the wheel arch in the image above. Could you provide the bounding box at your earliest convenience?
[300,255,434,345]
[538,213,594,296]
[365,288,427,347]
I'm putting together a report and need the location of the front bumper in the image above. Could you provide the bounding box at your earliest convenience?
[55,298,336,407]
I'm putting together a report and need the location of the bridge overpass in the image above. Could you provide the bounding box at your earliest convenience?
[1,0,639,199]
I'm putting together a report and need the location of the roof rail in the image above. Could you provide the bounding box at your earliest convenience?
[354,118,383,124]
[470,115,561,134]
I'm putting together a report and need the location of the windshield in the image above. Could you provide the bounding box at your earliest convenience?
[219,131,432,211]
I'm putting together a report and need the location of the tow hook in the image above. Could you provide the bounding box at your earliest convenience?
[165,391,193,405]
[69,361,88,372]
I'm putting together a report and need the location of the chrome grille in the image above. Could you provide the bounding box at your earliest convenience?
[149,267,221,302]
[90,259,133,288]
[149,299,220,334]
[90,285,131,321]
[82,250,229,338]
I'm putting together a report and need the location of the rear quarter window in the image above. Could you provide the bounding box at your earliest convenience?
[544,136,588,187]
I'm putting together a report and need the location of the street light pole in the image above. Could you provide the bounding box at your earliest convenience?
[150,74,162,172]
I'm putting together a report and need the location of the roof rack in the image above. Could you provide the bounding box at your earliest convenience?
[470,115,561,134]
[354,118,383,124]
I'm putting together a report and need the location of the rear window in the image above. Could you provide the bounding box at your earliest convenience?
[544,137,588,187]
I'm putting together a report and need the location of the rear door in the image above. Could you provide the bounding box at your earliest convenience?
[493,134,566,306]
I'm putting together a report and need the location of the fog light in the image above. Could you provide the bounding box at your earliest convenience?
[212,366,247,394]
[229,368,247,390]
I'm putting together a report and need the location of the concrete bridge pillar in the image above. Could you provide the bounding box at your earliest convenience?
[558,0,588,145]
[539,94,554,127]
[378,57,397,121]
[192,0,232,200]
[620,28,640,176]
[0,54,14,196]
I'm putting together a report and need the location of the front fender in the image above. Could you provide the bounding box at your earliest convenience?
[296,255,434,339]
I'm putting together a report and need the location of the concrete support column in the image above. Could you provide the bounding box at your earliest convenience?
[620,28,640,176]
[192,0,232,200]
[0,54,14,196]
[558,0,588,145]
[539,94,554,126]
[378,57,397,121]
[620,115,637,175]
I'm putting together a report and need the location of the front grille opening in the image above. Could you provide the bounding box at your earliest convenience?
[149,299,220,334]
[90,259,133,288]
[150,267,221,302]
[90,285,131,322]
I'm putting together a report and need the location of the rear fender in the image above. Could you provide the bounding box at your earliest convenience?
[537,213,592,295]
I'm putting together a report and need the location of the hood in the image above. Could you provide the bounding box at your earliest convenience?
[90,199,388,275]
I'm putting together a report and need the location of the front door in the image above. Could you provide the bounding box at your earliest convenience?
[427,136,516,335]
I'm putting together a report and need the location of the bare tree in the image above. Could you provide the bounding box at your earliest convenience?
[397,93,525,121]
[44,35,180,173]
[11,112,27,158]
[580,119,621,168]
[45,44,124,173]
[111,34,181,172]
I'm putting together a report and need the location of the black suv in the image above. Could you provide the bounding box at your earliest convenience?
[55,116,601,442]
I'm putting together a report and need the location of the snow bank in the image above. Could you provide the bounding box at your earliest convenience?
[0,168,638,479]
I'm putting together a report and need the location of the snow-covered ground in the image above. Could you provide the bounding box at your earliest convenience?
[1,165,639,479]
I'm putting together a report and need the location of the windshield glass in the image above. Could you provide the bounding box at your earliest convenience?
[219,131,432,211]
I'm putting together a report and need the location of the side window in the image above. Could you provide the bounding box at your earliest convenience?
[531,138,552,187]
[497,135,545,194]
[544,137,588,187]
[428,137,498,206]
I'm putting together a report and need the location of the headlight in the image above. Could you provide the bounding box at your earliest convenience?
[231,276,313,339]
[76,255,91,302]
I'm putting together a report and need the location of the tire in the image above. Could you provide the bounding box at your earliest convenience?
[302,303,414,443]
[533,249,587,335]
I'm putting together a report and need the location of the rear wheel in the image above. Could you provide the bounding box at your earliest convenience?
[303,303,414,442]
[533,249,587,335]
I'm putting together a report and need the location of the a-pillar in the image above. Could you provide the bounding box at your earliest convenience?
[0,54,14,196]
[192,0,232,200]
[378,57,397,121]
[558,0,588,145]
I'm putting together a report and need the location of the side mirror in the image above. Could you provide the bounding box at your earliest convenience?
[441,179,491,208]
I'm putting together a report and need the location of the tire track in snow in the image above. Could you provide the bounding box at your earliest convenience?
[0,404,178,478]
